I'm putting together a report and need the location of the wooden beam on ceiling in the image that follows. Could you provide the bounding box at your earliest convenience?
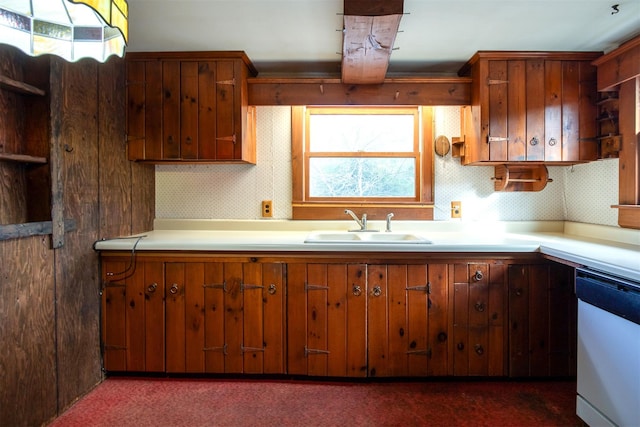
[344,0,404,16]
[341,0,404,85]
[341,14,402,84]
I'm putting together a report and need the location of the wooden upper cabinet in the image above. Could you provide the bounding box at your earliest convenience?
[593,35,640,230]
[126,51,258,164]
[458,52,600,165]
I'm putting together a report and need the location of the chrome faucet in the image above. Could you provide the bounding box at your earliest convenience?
[345,209,367,231]
[386,213,394,232]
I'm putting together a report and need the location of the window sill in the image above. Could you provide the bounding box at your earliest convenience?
[292,202,434,220]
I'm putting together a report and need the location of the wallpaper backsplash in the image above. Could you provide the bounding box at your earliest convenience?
[156,106,619,226]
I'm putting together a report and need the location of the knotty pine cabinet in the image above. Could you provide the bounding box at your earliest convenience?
[508,262,576,377]
[101,256,285,374]
[101,253,576,378]
[457,52,600,165]
[287,262,449,378]
[126,52,257,163]
[452,262,507,376]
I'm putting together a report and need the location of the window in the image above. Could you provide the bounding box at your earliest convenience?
[292,106,434,220]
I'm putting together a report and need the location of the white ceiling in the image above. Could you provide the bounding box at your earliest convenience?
[127,0,640,76]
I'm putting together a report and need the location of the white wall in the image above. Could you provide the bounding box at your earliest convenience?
[156,106,619,226]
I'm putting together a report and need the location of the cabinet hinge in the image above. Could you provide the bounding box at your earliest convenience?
[406,282,431,293]
[104,345,127,350]
[241,345,265,353]
[217,78,236,86]
[305,282,330,291]
[305,346,330,357]
[216,134,237,144]
[204,344,228,355]
[203,281,226,292]
[241,283,263,291]
[406,348,431,357]
[487,78,509,85]
[488,136,509,143]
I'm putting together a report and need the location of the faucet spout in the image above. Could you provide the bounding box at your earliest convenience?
[345,209,366,231]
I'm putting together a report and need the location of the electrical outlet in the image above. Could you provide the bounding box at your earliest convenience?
[451,201,462,218]
[261,200,273,217]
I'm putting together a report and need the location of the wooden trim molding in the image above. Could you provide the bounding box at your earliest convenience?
[248,77,471,106]
[592,36,640,91]
[593,35,640,230]
[291,106,435,220]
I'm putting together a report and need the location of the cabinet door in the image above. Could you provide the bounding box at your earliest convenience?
[241,262,286,374]
[287,263,367,377]
[368,264,449,377]
[559,61,598,162]
[508,262,576,377]
[452,262,506,376]
[543,60,597,162]
[102,259,164,372]
[102,259,128,371]
[164,261,285,374]
[164,261,238,374]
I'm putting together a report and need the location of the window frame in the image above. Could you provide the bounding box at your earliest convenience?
[291,105,434,220]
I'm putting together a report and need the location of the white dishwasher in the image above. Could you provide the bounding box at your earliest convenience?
[576,267,640,427]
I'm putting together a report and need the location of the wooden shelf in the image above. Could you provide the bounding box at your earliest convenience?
[0,152,47,164]
[596,95,618,105]
[0,74,46,96]
[451,136,465,158]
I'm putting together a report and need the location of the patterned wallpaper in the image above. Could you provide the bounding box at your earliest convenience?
[156,106,619,226]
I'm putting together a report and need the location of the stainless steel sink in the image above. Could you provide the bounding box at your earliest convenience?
[304,231,431,244]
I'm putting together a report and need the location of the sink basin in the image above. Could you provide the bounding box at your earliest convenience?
[304,231,431,244]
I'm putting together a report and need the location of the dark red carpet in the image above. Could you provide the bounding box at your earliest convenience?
[48,378,580,426]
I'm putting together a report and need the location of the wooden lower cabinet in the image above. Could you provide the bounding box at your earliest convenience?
[287,263,367,377]
[101,256,285,374]
[452,262,507,376]
[102,259,165,372]
[508,262,576,377]
[102,253,576,378]
[287,263,450,377]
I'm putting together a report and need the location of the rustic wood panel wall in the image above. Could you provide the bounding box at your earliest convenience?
[0,46,154,426]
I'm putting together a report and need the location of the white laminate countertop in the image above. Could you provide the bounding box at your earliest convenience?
[94,220,640,282]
